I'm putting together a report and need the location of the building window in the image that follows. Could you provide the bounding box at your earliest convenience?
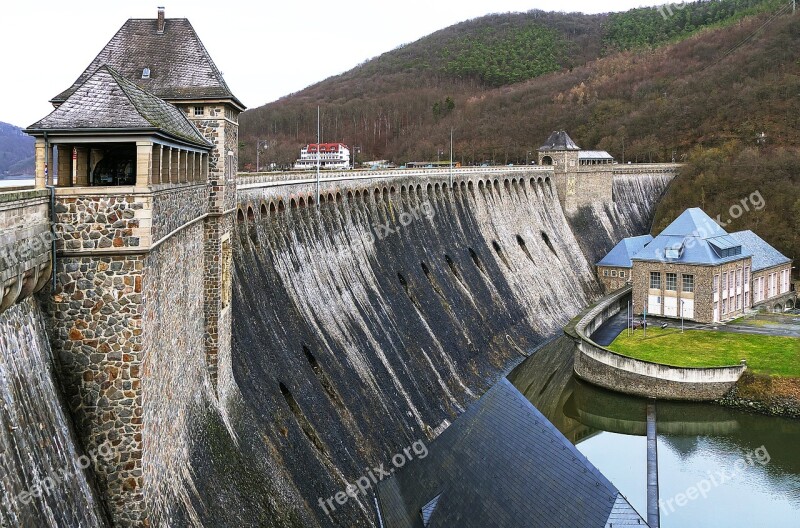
[620,271,626,278]
[194,106,204,116]
[650,272,661,290]
[736,268,742,288]
[722,299,728,315]
[603,270,608,277]
[666,273,677,291]
[722,272,728,297]
[713,274,719,293]
[745,292,750,307]
[736,294,742,310]
[744,266,750,286]
[681,274,694,293]
[611,270,617,277]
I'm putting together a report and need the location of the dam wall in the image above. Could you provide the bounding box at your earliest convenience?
[187,167,675,526]
[0,165,674,526]
[0,298,107,527]
[0,189,52,314]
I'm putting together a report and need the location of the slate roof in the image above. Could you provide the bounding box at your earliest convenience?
[50,18,244,109]
[729,230,791,272]
[28,66,211,148]
[597,234,654,268]
[539,130,581,151]
[631,208,752,266]
[376,379,647,528]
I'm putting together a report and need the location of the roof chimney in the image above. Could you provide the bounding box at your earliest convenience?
[157,7,165,34]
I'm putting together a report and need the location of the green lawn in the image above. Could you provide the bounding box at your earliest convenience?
[608,327,800,377]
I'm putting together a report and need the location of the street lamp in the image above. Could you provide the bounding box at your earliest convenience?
[256,139,269,172]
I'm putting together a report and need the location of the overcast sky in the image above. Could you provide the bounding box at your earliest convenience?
[2,0,668,127]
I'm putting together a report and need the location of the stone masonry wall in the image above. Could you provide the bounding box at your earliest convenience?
[54,195,147,251]
[752,262,795,309]
[141,221,208,525]
[192,104,238,390]
[565,167,614,214]
[149,184,208,242]
[53,186,208,253]
[43,254,146,525]
[597,265,631,293]
[631,258,750,323]
[0,190,52,313]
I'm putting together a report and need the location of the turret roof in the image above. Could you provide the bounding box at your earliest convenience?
[50,17,244,110]
[29,66,211,148]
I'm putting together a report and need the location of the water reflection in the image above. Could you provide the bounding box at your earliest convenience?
[509,336,800,527]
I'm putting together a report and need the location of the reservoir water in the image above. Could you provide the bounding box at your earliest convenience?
[0,176,33,188]
[509,337,800,528]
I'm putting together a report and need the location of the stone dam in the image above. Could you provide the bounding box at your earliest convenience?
[0,165,676,526]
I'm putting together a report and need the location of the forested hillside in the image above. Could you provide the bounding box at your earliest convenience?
[0,122,34,176]
[240,0,799,267]
[240,0,786,168]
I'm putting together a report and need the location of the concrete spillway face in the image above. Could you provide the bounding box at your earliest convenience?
[137,171,673,526]
[0,299,107,527]
[221,174,664,526]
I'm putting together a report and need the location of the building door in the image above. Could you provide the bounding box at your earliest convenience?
[664,297,678,317]
[648,295,661,315]
[682,299,695,320]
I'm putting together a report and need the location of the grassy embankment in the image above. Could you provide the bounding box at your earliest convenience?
[609,327,800,407]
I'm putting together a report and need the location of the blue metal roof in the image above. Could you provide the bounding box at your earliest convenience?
[659,208,728,238]
[632,209,752,266]
[728,230,791,272]
[597,235,654,268]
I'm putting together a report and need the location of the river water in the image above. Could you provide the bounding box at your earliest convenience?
[509,337,800,527]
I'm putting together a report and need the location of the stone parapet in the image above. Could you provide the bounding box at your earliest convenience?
[52,184,207,255]
[0,189,52,314]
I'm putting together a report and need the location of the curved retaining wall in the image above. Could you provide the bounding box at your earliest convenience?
[566,286,746,401]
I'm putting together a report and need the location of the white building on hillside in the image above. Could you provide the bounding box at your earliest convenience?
[294,143,350,170]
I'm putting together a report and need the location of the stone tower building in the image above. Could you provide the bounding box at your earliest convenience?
[538,131,614,214]
[26,8,243,525]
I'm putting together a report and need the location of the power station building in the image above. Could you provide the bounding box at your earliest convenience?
[598,208,795,323]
